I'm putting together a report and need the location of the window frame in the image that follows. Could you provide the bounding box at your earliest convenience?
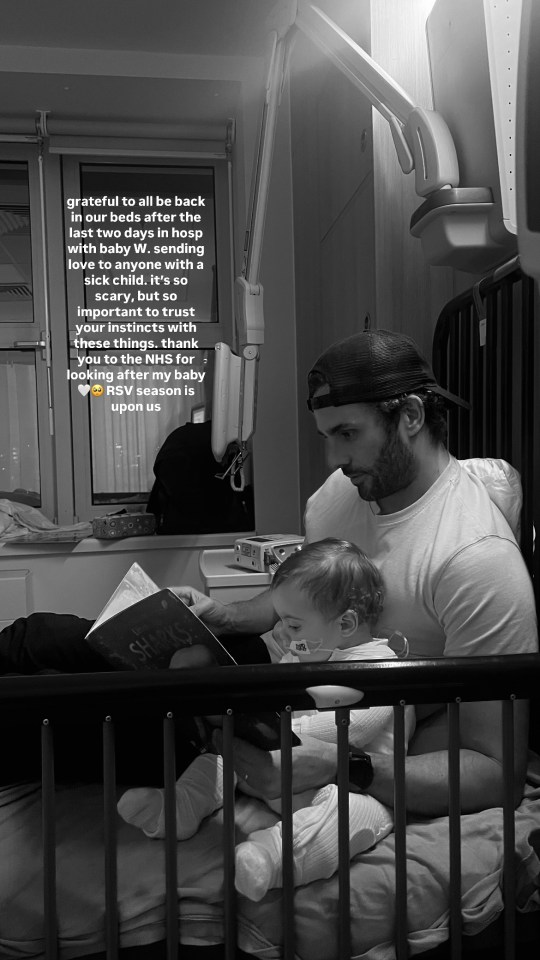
[0,144,56,520]
[0,143,236,524]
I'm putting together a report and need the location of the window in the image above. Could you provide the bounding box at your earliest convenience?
[0,144,238,527]
[0,350,40,505]
[0,151,55,515]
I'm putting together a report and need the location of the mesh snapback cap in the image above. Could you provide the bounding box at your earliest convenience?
[307,330,469,410]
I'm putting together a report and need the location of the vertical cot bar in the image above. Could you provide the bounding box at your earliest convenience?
[464,305,472,455]
[41,719,58,960]
[528,276,540,602]
[521,278,533,473]
[439,319,454,450]
[163,715,179,960]
[500,281,513,461]
[509,280,522,472]
[447,702,462,960]
[335,707,351,960]
[431,305,451,404]
[222,712,237,960]
[495,286,503,452]
[453,311,462,456]
[485,291,497,454]
[479,293,487,456]
[470,304,483,457]
[494,288,503,454]
[449,315,460,454]
[280,708,296,960]
[393,703,407,960]
[520,277,535,573]
[103,717,119,960]
[464,304,472,458]
[502,699,516,960]
[457,309,470,459]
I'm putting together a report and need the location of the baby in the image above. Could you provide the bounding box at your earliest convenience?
[118,538,414,901]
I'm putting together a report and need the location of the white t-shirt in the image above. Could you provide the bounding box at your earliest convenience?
[304,456,537,659]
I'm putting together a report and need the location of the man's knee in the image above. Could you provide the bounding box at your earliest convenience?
[0,613,100,674]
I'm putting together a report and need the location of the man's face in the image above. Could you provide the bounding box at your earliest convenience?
[313,401,417,503]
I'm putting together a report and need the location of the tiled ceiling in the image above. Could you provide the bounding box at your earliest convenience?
[0,0,283,126]
[0,0,276,55]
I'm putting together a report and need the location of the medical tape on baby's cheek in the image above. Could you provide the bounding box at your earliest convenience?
[290,638,318,655]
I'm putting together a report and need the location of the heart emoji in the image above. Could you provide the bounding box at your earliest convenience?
[78,384,91,396]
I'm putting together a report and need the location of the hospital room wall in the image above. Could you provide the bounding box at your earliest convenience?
[290,0,471,511]
[290,2,376,508]
[370,0,456,358]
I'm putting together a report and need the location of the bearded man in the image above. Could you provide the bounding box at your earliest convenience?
[179,330,538,816]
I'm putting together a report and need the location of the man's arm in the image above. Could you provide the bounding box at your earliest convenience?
[405,535,536,815]
[171,585,277,636]
[219,697,530,816]
[369,698,530,817]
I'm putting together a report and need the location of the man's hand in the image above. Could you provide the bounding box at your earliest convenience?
[212,730,338,800]
[169,585,277,637]
[170,586,231,635]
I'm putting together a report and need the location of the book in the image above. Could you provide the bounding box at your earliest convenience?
[86,563,300,751]
[89,561,162,629]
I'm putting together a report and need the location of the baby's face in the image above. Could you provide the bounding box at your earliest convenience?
[271,582,342,661]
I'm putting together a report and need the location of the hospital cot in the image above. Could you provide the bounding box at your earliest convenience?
[1,264,540,960]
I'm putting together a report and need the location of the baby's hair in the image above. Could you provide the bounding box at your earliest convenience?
[271,538,384,627]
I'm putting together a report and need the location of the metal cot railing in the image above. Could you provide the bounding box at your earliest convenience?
[432,259,540,605]
[433,264,540,960]
[1,655,539,960]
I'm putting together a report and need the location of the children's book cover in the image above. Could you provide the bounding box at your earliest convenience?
[86,563,299,750]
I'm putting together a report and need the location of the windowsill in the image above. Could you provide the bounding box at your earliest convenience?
[0,530,256,556]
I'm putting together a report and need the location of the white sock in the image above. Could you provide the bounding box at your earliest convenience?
[235,784,393,900]
[235,831,282,901]
[117,753,233,839]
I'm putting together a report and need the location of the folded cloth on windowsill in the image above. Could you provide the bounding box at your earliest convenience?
[0,499,92,541]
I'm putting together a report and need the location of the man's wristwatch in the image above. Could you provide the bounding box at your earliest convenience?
[347,749,374,792]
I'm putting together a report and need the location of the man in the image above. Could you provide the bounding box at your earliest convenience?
[179,329,538,817]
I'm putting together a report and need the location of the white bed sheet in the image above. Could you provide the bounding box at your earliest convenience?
[1,777,539,960]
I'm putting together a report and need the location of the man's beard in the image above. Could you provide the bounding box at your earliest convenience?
[347,428,417,502]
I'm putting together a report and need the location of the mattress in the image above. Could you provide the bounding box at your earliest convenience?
[1,772,539,960]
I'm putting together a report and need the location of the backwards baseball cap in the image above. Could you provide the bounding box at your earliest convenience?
[307,329,469,411]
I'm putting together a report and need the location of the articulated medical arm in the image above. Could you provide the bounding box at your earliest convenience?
[295,1,459,198]
[211,1,461,480]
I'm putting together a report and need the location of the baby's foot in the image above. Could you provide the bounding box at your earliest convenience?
[235,841,277,901]
[117,753,228,840]
[117,787,164,838]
